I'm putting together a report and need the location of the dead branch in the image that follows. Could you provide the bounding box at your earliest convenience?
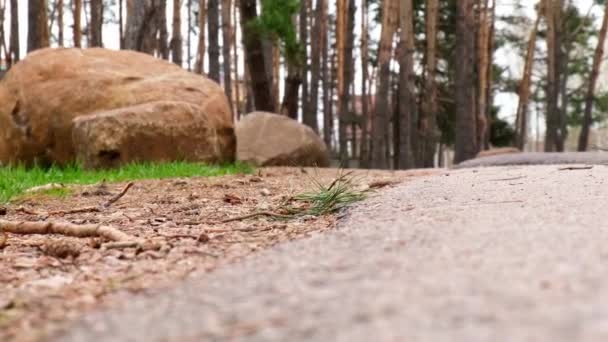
[219,211,293,223]
[48,206,101,216]
[0,219,134,242]
[103,182,134,208]
[558,166,594,171]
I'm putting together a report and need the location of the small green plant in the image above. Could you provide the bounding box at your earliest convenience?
[286,170,368,217]
[0,162,253,203]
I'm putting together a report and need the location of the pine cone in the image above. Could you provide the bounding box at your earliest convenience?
[44,240,81,259]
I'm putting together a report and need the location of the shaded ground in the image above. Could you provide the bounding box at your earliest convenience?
[55,164,608,342]
[456,151,608,168]
[0,167,429,341]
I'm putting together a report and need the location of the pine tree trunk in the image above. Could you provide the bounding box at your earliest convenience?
[308,0,324,135]
[90,0,103,46]
[8,0,19,65]
[419,0,439,167]
[119,0,124,48]
[239,0,274,112]
[158,0,169,59]
[233,0,240,117]
[186,0,192,70]
[476,0,491,151]
[73,0,82,47]
[195,0,206,73]
[57,0,64,46]
[0,2,7,66]
[171,0,183,65]
[300,0,314,129]
[545,0,561,152]
[396,0,415,169]
[337,0,355,167]
[578,3,608,151]
[222,0,233,111]
[515,5,540,150]
[371,0,398,169]
[359,0,370,168]
[321,0,332,150]
[208,0,221,82]
[124,0,160,54]
[28,0,50,52]
[453,0,477,164]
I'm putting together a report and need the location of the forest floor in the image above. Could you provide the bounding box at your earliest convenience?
[0,166,433,342]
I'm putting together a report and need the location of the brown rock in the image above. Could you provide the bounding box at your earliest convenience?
[0,48,235,167]
[236,112,330,167]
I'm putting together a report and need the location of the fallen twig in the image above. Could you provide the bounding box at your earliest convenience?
[47,206,101,216]
[103,182,134,208]
[24,183,65,194]
[219,211,293,223]
[489,176,526,182]
[558,166,594,171]
[0,219,134,242]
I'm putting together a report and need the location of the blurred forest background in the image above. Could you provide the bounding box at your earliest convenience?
[1,0,608,169]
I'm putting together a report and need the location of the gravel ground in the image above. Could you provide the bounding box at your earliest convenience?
[55,164,608,342]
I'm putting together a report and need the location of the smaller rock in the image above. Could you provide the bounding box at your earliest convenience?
[260,188,271,196]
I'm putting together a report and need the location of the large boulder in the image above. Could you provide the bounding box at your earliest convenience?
[236,112,330,167]
[0,48,235,168]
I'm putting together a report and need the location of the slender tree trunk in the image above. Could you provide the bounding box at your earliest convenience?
[157,0,169,59]
[359,0,370,168]
[57,0,64,46]
[187,0,192,70]
[545,0,562,152]
[90,0,103,46]
[454,0,478,163]
[195,0,206,73]
[515,6,540,150]
[208,0,221,81]
[233,0,240,117]
[300,0,312,128]
[396,0,415,169]
[73,0,82,47]
[8,0,18,65]
[272,43,280,112]
[371,0,399,169]
[171,0,183,65]
[239,0,274,111]
[477,0,490,151]
[419,0,439,167]
[119,0,124,48]
[222,0,233,110]
[578,3,608,150]
[321,1,332,149]
[308,0,324,135]
[28,0,50,52]
[0,1,7,65]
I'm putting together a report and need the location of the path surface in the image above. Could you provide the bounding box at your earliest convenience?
[456,151,608,168]
[56,165,608,342]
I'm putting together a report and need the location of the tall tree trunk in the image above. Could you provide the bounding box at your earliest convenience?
[157,0,169,59]
[187,0,192,70]
[239,0,274,111]
[396,0,415,169]
[578,3,608,151]
[222,0,233,111]
[57,0,64,46]
[171,0,183,65]
[359,0,370,168]
[321,0,331,150]
[272,43,280,112]
[419,0,439,167]
[477,0,491,151]
[28,0,50,52]
[208,0,221,81]
[545,0,562,152]
[90,0,103,46]
[370,0,399,169]
[454,0,477,163]
[8,0,19,65]
[195,0,206,73]
[308,0,324,135]
[233,0,240,117]
[73,0,82,47]
[515,5,541,150]
[119,0,124,48]
[300,0,313,129]
[0,1,7,65]
[124,0,160,54]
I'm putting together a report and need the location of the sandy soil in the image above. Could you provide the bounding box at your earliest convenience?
[0,167,432,341]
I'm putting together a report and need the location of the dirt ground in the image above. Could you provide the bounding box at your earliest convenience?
[0,167,433,341]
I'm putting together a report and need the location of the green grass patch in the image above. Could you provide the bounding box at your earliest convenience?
[0,162,253,203]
